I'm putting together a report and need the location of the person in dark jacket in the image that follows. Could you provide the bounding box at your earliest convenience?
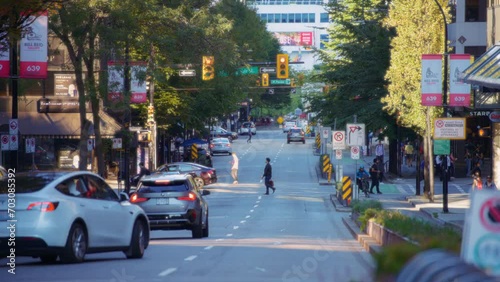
[261,157,275,195]
[369,158,382,194]
[139,162,151,178]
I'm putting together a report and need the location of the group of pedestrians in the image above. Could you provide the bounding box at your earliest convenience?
[231,153,275,195]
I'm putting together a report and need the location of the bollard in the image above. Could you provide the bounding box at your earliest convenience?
[341,176,352,207]
[327,163,333,183]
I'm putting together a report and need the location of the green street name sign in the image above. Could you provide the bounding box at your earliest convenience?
[270,79,290,85]
[219,66,259,77]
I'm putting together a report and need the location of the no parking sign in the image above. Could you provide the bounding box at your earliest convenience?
[462,190,500,276]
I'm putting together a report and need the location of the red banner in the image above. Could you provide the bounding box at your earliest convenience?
[449,54,471,107]
[0,36,9,78]
[20,11,48,78]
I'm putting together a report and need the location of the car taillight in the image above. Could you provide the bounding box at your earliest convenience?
[210,144,214,148]
[27,202,59,212]
[226,144,231,147]
[178,192,196,201]
[130,193,149,203]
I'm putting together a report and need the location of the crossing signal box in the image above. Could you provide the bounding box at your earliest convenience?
[202,56,214,80]
[262,73,269,87]
[276,54,289,79]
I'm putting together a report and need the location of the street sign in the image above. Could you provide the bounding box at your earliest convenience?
[1,135,9,151]
[9,134,18,150]
[25,138,35,153]
[268,88,275,94]
[260,67,276,74]
[351,146,360,160]
[270,79,291,85]
[346,123,365,146]
[461,190,500,276]
[112,138,122,149]
[433,118,466,140]
[9,119,18,135]
[332,131,346,149]
[87,139,94,151]
[335,149,343,160]
[433,139,450,155]
[178,69,196,77]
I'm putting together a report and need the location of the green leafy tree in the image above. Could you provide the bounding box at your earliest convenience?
[313,0,394,133]
[382,0,450,199]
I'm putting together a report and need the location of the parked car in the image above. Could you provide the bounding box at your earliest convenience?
[210,127,238,141]
[287,127,305,144]
[238,122,257,135]
[0,166,7,180]
[155,162,217,188]
[283,121,297,133]
[0,171,150,263]
[130,174,210,238]
[209,138,232,156]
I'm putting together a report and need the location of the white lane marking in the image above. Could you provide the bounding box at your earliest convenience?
[280,229,285,232]
[451,184,466,194]
[256,201,260,203]
[158,268,177,277]
[254,204,259,208]
[396,184,408,194]
[250,209,254,213]
[245,215,251,218]
[258,196,262,200]
[184,255,197,261]
[233,226,239,230]
[216,238,224,241]
[240,220,246,223]
[204,246,214,250]
[226,233,233,237]
[256,267,266,272]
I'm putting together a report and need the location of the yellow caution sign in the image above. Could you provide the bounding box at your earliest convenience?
[342,176,352,201]
[191,144,198,161]
[277,116,284,125]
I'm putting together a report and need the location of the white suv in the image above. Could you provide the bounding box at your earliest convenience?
[238,122,256,135]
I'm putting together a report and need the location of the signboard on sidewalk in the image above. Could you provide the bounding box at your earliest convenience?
[351,146,360,160]
[461,190,500,276]
[433,118,466,140]
[335,149,343,160]
[332,131,346,149]
[346,123,365,146]
[433,139,450,155]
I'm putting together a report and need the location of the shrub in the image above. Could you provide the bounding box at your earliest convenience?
[351,199,383,214]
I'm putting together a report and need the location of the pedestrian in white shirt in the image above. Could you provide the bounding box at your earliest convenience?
[231,153,239,184]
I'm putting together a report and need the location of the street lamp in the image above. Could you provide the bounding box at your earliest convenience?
[433,0,449,213]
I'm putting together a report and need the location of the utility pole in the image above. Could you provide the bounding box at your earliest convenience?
[434,0,449,213]
[148,44,157,170]
[123,42,131,194]
[9,31,18,171]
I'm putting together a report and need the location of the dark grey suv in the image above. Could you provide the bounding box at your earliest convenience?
[130,174,210,238]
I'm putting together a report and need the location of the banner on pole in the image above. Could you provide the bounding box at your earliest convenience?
[421,54,443,106]
[0,34,10,78]
[20,11,48,78]
[449,54,472,107]
[107,61,147,103]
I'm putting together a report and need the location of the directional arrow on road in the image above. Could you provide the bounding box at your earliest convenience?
[178,70,196,77]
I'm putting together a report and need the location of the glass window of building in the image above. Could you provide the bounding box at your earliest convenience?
[309,13,315,23]
[288,13,295,23]
[268,13,275,23]
[295,14,302,23]
[274,13,281,23]
[320,13,329,23]
[281,13,288,23]
[320,34,329,49]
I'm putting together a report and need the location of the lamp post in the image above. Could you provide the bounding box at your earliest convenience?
[433,0,449,213]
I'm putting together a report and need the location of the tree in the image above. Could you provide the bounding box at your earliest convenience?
[312,0,394,133]
[382,0,451,199]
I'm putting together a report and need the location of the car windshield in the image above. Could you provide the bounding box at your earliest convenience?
[0,172,67,194]
[138,180,189,193]
[213,138,229,144]
[291,129,302,133]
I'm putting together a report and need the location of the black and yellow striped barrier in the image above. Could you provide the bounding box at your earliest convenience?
[305,126,311,135]
[322,154,330,173]
[315,133,321,149]
[191,144,198,161]
[342,176,352,206]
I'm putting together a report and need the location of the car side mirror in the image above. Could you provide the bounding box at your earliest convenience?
[202,190,210,196]
[119,192,130,202]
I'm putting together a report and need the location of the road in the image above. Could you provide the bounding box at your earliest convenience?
[0,129,375,282]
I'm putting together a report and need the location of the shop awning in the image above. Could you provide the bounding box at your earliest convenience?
[460,44,500,88]
[0,111,122,138]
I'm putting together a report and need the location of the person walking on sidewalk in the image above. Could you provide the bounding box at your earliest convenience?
[369,158,382,194]
[404,141,414,167]
[375,140,384,163]
[231,153,239,184]
[472,171,483,191]
[261,157,275,195]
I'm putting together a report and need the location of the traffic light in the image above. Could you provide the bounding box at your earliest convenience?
[276,54,289,79]
[262,73,269,87]
[478,127,491,137]
[202,56,214,80]
[147,105,155,126]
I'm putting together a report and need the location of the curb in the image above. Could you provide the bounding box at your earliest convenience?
[341,217,382,255]
[329,194,351,212]
[405,197,465,233]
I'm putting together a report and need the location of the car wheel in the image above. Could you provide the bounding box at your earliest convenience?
[202,213,209,238]
[40,255,58,263]
[60,223,87,264]
[125,219,147,259]
[194,177,204,189]
[192,223,203,239]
